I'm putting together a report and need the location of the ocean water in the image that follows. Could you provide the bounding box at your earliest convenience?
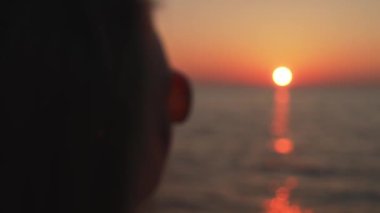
[152,85,380,213]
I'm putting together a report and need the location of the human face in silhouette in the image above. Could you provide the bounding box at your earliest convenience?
[132,18,192,204]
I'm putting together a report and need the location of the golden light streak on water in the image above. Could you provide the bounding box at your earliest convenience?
[263,178,313,213]
[273,138,294,155]
[271,87,293,155]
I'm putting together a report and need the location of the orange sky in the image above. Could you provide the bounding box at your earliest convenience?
[154,0,380,87]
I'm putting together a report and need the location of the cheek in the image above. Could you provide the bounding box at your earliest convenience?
[133,39,172,203]
[134,119,170,203]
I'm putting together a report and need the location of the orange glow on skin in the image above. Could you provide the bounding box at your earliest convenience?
[264,178,313,213]
[273,138,294,155]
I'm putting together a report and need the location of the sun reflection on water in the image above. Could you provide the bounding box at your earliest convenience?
[264,178,313,213]
[272,88,290,138]
[264,69,314,212]
[273,138,294,155]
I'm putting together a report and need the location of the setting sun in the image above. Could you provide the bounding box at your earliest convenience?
[273,67,293,87]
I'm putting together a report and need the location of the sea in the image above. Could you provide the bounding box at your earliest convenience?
[145,85,380,213]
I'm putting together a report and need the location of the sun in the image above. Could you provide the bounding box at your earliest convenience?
[273,67,293,87]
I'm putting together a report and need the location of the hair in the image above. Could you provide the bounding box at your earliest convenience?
[1,1,153,212]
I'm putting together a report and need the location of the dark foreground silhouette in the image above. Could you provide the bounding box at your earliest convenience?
[1,1,191,212]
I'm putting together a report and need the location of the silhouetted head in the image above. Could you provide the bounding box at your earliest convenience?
[1,0,191,212]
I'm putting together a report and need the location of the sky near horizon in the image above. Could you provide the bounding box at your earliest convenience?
[154,0,380,87]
